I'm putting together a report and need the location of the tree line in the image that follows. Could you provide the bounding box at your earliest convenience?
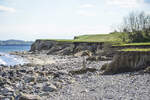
[118,11,150,42]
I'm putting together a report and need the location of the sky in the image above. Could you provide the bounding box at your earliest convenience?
[0,0,150,41]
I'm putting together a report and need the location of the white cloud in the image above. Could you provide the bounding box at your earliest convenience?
[0,5,16,13]
[79,4,95,8]
[77,10,96,17]
[106,0,144,8]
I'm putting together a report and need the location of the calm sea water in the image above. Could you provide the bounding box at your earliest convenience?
[0,45,31,66]
[0,45,30,53]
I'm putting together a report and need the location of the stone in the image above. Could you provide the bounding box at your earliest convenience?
[0,76,4,86]
[19,93,41,100]
[0,95,14,100]
[144,66,150,73]
[36,77,48,83]
[74,50,92,57]
[24,76,35,83]
[42,83,57,92]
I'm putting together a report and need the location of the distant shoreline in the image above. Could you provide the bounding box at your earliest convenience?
[0,44,32,46]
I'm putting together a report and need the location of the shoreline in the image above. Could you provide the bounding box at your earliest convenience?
[0,51,150,100]
[9,51,56,66]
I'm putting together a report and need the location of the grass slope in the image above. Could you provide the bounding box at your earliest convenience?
[74,33,123,42]
[39,33,150,47]
[114,42,150,46]
[39,33,124,43]
[120,48,150,51]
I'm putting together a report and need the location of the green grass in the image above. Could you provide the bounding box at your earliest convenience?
[38,33,150,47]
[114,42,150,46]
[120,48,150,51]
[38,33,125,43]
[74,33,124,42]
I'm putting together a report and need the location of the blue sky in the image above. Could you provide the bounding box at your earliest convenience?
[0,0,150,40]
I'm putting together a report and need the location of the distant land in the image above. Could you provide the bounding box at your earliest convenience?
[0,39,33,46]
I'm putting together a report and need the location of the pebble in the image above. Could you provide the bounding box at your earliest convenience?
[0,54,149,100]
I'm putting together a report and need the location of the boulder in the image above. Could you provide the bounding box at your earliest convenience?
[19,93,41,100]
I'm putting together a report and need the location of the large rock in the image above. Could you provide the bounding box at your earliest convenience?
[101,51,150,74]
[19,93,41,100]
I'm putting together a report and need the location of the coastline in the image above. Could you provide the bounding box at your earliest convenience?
[0,51,150,100]
[10,51,55,66]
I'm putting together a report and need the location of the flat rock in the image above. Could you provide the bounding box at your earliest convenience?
[19,93,41,100]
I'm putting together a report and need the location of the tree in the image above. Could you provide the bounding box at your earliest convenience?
[119,11,150,42]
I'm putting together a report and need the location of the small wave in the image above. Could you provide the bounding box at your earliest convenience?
[0,58,6,65]
[0,52,28,66]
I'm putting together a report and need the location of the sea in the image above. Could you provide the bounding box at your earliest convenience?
[0,45,31,66]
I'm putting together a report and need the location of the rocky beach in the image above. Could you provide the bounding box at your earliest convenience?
[0,50,150,100]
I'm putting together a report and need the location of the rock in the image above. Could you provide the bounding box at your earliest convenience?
[0,95,14,100]
[74,50,92,57]
[19,69,26,73]
[0,76,4,86]
[87,56,112,61]
[69,68,97,75]
[36,77,48,83]
[31,40,104,55]
[19,93,41,100]
[24,75,36,83]
[144,66,150,73]
[86,56,98,61]
[42,83,57,92]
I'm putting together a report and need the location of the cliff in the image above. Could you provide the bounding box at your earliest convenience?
[101,51,150,74]
[30,40,104,55]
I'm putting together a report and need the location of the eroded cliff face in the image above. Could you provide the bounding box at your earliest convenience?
[101,51,150,74]
[30,40,104,55]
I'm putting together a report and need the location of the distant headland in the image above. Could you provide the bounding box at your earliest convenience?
[0,39,33,46]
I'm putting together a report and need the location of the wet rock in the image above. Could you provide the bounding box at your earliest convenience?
[19,69,26,73]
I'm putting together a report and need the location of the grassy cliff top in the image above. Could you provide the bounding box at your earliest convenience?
[114,42,150,46]
[120,48,150,52]
[38,33,150,46]
[39,33,124,43]
[74,33,124,42]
